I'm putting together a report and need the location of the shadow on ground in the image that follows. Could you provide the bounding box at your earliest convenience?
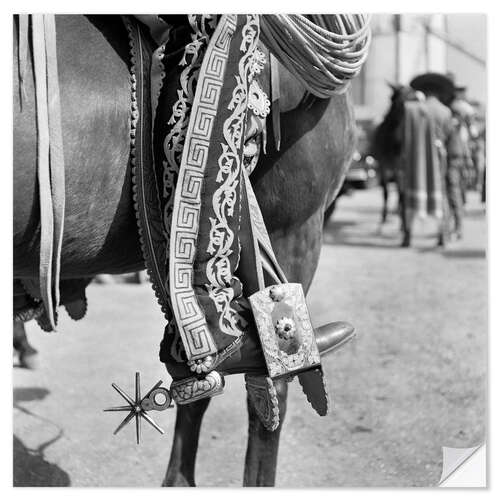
[13,435,71,486]
[464,207,486,219]
[14,387,50,404]
[323,218,402,249]
[442,249,486,259]
[13,387,70,487]
[416,246,486,259]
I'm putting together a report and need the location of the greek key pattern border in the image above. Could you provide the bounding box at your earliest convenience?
[169,15,237,360]
[205,14,260,338]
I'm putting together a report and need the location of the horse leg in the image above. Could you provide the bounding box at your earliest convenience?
[243,379,288,486]
[13,320,38,369]
[243,210,324,486]
[380,166,388,224]
[162,398,211,486]
[399,189,411,247]
[382,182,388,224]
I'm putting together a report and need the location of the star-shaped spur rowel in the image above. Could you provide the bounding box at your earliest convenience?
[104,372,172,444]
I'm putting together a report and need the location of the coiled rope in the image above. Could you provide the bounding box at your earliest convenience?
[260,14,371,98]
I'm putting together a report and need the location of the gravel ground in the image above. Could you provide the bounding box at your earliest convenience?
[13,186,487,487]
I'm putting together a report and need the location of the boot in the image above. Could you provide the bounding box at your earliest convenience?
[315,321,356,355]
[163,320,355,381]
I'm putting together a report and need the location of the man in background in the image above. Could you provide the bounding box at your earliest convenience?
[406,73,455,247]
[447,97,475,239]
[408,73,476,245]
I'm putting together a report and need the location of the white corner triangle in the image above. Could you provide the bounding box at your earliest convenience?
[439,444,486,487]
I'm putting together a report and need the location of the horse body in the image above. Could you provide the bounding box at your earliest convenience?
[253,65,354,286]
[14,16,141,277]
[13,15,355,486]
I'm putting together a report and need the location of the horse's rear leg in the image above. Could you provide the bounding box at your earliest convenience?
[162,398,211,487]
[243,379,288,486]
[13,321,38,369]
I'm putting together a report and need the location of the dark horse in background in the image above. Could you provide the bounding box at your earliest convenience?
[371,84,417,242]
[13,15,355,486]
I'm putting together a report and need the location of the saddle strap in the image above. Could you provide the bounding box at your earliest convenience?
[17,15,29,107]
[31,14,65,330]
[241,167,287,291]
[44,15,65,315]
[270,54,281,151]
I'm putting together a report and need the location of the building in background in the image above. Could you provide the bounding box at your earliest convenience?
[352,13,487,124]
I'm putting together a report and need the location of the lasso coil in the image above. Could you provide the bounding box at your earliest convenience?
[260,14,371,98]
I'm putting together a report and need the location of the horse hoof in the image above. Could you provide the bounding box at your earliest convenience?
[161,475,194,487]
[315,321,355,356]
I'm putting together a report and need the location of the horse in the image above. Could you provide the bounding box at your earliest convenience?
[13,15,356,486]
[371,84,417,240]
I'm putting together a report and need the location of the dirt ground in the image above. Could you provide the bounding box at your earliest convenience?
[12,186,487,487]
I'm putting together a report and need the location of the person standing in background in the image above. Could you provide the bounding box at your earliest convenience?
[421,90,454,246]
[447,98,474,240]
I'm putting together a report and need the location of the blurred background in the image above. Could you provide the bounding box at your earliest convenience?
[344,13,486,194]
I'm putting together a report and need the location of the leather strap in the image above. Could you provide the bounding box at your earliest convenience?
[270,54,281,151]
[44,15,65,314]
[31,15,65,330]
[32,15,55,328]
[17,15,29,107]
[242,167,287,291]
